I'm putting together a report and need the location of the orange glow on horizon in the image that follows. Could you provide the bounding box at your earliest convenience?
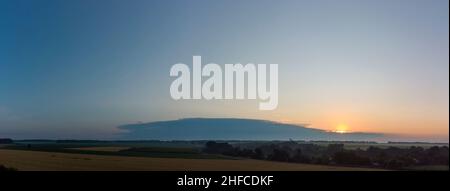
[334,123,349,133]
[260,110,448,141]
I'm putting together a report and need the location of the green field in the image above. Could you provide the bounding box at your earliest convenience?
[2,141,229,159]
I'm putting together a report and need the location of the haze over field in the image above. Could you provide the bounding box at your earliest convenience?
[0,0,448,142]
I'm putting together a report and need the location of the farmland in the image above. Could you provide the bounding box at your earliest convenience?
[1,140,447,171]
[0,149,376,171]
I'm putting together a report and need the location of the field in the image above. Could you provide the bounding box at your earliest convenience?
[0,149,377,171]
[68,146,131,152]
[1,140,447,171]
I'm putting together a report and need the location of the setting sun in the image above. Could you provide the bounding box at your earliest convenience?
[335,124,349,134]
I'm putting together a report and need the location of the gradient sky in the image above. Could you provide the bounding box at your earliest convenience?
[0,0,448,142]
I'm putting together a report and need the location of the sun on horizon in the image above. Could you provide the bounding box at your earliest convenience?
[334,124,349,134]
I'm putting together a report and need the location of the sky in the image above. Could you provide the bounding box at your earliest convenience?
[0,0,448,142]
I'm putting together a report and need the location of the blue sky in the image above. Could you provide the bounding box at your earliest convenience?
[0,0,448,141]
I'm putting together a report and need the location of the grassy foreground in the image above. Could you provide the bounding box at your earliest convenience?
[0,149,378,171]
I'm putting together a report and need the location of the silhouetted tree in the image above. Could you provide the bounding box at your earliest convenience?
[333,151,371,166]
[268,148,290,162]
[0,138,13,144]
[203,141,234,155]
[290,149,311,163]
[251,148,265,159]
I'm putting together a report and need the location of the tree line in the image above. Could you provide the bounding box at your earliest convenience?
[203,141,449,170]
